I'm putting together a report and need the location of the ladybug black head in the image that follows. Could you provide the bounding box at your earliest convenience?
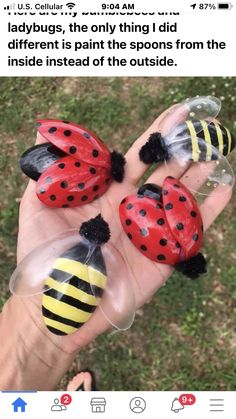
[79,214,110,245]
[139,132,168,164]
[110,150,126,182]
[175,253,207,279]
[137,183,163,202]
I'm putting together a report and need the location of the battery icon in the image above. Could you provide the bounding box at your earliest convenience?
[218,3,233,8]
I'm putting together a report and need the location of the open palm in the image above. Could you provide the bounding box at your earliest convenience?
[16,105,232,357]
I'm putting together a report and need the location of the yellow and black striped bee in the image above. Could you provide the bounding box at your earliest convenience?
[10,214,135,335]
[170,119,235,162]
[140,95,235,164]
[42,239,107,335]
[10,215,110,336]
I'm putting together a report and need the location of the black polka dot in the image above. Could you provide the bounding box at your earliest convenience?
[48,127,57,133]
[121,198,126,204]
[127,233,132,240]
[46,176,52,184]
[62,204,69,208]
[157,254,166,261]
[50,194,56,201]
[93,185,99,192]
[163,190,168,195]
[60,181,68,189]
[83,132,90,139]
[75,162,81,167]
[126,203,133,210]
[105,178,110,185]
[81,195,88,202]
[64,130,72,137]
[191,211,197,217]
[140,228,148,237]
[125,219,132,226]
[157,218,165,225]
[179,196,186,202]
[69,146,77,154]
[92,149,99,157]
[90,167,96,174]
[160,239,167,246]
[140,245,147,251]
[78,183,85,189]
[174,183,180,188]
[67,195,74,202]
[156,203,162,209]
[193,234,199,241]
[58,163,65,169]
[165,203,173,210]
[176,223,184,230]
[176,242,181,248]
[39,187,45,194]
[139,209,146,216]
[62,120,69,124]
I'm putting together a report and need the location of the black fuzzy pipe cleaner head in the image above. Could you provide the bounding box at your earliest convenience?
[110,151,126,182]
[139,132,168,164]
[175,253,207,280]
[79,214,111,245]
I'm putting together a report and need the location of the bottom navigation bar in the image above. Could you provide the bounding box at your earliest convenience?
[0,391,234,418]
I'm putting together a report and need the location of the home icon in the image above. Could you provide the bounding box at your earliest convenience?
[90,397,106,413]
[12,397,27,413]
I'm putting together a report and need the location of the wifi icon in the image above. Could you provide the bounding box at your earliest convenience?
[66,2,75,9]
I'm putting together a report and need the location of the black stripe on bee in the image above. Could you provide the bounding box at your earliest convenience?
[42,305,84,329]
[48,269,104,298]
[46,325,67,336]
[218,124,229,156]
[192,120,207,161]
[44,287,97,313]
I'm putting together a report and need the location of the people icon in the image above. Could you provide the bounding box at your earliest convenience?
[130,397,146,413]
[51,398,67,412]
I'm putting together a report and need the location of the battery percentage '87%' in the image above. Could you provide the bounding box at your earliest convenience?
[199,3,216,9]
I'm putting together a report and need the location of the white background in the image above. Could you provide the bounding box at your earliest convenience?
[0,0,235,76]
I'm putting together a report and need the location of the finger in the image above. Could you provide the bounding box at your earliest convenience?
[36,132,47,145]
[181,161,233,200]
[180,160,216,193]
[69,308,110,350]
[180,158,233,203]
[124,104,188,185]
[200,184,232,230]
[146,159,190,186]
[24,129,47,151]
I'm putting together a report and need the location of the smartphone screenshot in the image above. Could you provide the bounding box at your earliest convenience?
[0,0,235,417]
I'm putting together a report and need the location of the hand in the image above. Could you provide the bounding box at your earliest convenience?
[3,105,231,389]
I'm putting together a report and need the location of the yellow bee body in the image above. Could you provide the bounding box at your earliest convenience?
[172,119,235,162]
[42,242,107,335]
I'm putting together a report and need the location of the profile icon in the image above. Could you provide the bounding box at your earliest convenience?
[129,397,146,413]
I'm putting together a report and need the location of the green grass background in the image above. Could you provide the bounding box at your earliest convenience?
[0,77,236,390]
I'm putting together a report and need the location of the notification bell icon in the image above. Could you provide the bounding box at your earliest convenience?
[171,398,184,413]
